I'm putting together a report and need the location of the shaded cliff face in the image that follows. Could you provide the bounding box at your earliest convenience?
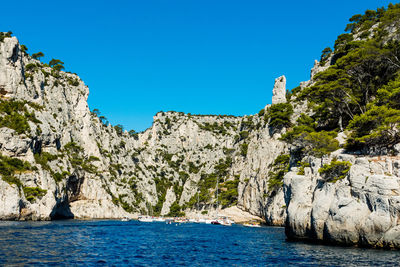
[0,36,288,221]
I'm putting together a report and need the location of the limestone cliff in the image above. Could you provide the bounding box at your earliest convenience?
[0,35,287,221]
[284,152,400,249]
[1,6,400,250]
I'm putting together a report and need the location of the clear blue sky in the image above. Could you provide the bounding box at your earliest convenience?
[3,0,395,131]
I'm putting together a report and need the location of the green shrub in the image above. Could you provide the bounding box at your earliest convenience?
[346,105,400,152]
[2,175,22,187]
[319,160,351,183]
[63,142,83,153]
[153,177,172,215]
[168,201,185,217]
[0,154,32,187]
[266,102,293,129]
[0,100,33,134]
[198,121,229,135]
[67,77,80,86]
[219,177,240,208]
[268,154,290,191]
[88,156,100,161]
[23,186,47,203]
[34,152,57,171]
[281,114,316,144]
[297,161,311,175]
[239,131,249,140]
[25,63,38,72]
[303,131,339,157]
[334,33,353,52]
[0,31,12,42]
[129,129,138,139]
[281,114,338,157]
[320,47,332,65]
[240,143,248,157]
[173,184,184,201]
[214,157,232,177]
[52,171,70,182]
[32,52,44,60]
[114,124,124,135]
[49,59,64,71]
[20,45,28,54]
[0,112,30,134]
[118,194,134,213]
[196,158,233,205]
[223,147,235,155]
[81,161,97,173]
[188,161,200,174]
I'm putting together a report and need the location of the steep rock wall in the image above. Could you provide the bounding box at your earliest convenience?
[284,152,400,249]
[0,36,287,221]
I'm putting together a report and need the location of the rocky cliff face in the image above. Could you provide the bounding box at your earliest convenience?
[0,36,287,222]
[1,31,400,249]
[284,152,400,249]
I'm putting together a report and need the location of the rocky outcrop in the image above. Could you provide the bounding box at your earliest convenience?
[284,153,400,249]
[310,60,330,81]
[271,75,286,105]
[0,36,132,220]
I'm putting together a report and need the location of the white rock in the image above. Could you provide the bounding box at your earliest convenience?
[271,75,286,105]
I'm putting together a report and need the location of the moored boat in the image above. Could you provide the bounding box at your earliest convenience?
[153,217,166,222]
[138,216,153,222]
[210,216,233,226]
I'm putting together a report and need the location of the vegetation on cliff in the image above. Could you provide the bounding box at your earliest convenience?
[319,160,352,183]
[0,154,34,187]
[266,4,400,190]
[287,4,400,155]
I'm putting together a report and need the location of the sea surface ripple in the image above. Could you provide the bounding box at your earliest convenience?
[0,220,398,266]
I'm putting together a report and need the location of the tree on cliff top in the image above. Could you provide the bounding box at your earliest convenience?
[49,59,65,71]
[32,52,44,60]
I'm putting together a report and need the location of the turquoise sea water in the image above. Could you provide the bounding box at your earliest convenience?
[0,220,398,266]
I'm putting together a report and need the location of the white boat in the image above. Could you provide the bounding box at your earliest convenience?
[226,218,235,225]
[121,217,130,222]
[219,219,232,226]
[138,216,153,222]
[243,223,261,228]
[153,217,165,222]
[205,219,214,224]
